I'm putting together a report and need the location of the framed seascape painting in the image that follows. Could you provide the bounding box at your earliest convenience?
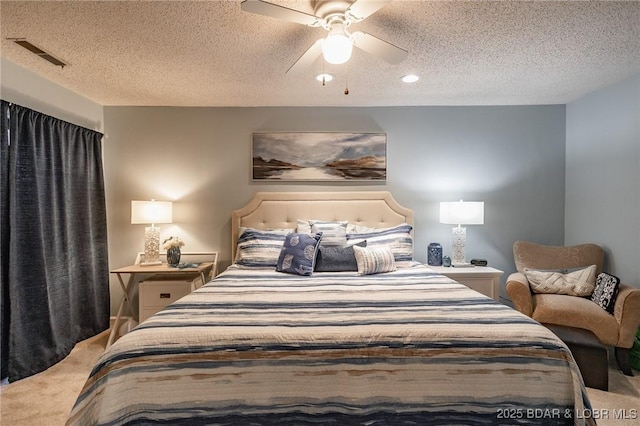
[252,132,387,181]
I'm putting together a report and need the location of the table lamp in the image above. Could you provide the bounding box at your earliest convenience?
[440,200,484,267]
[131,200,173,266]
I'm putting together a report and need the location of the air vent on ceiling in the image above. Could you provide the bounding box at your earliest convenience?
[9,38,66,68]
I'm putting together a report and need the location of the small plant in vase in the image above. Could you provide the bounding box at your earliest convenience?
[163,236,185,266]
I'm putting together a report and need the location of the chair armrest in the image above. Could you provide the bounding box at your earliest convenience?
[613,284,640,348]
[505,272,534,317]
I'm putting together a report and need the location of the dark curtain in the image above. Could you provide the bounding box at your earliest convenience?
[1,101,10,380]
[0,100,109,382]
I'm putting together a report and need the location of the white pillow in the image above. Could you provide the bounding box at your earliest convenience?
[346,223,379,234]
[310,220,348,246]
[296,219,312,234]
[524,265,597,296]
[353,245,397,276]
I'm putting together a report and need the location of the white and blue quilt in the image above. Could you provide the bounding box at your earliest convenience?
[67,263,594,425]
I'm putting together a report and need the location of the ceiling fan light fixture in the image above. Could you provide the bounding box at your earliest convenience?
[321,21,352,64]
[315,73,334,83]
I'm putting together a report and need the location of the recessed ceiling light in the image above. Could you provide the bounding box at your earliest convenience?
[315,73,334,84]
[401,74,419,83]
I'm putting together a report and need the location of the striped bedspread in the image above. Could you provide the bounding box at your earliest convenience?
[68,263,594,425]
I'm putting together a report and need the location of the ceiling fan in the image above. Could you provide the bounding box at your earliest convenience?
[240,0,408,75]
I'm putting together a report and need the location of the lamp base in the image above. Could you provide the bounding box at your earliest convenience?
[451,225,467,264]
[142,225,161,266]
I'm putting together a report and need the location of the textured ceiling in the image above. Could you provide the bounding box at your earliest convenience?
[1,0,639,107]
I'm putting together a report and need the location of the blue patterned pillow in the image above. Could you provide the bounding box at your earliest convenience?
[353,244,397,276]
[347,224,413,265]
[235,228,293,268]
[276,232,323,276]
[590,272,620,313]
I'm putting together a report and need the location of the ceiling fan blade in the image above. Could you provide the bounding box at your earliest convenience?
[351,31,408,64]
[286,38,324,75]
[346,0,392,22]
[241,0,321,27]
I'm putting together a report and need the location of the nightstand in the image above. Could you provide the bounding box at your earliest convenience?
[429,265,504,301]
[108,252,218,347]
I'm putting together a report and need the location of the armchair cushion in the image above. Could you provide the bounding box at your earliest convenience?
[531,294,619,347]
[590,272,620,314]
[524,264,596,296]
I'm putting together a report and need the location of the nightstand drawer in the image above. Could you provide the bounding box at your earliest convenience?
[140,281,192,307]
[139,274,199,322]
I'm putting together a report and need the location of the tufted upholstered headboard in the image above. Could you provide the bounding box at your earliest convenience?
[231,192,413,260]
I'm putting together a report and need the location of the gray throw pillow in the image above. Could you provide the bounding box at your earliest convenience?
[314,241,366,272]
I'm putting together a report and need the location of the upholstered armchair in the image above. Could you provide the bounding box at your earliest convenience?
[505,240,640,375]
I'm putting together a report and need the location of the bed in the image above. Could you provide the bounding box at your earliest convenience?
[68,191,594,425]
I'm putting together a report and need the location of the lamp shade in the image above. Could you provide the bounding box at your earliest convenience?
[131,200,173,225]
[440,201,484,225]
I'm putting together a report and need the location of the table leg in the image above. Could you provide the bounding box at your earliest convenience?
[106,292,125,347]
[198,264,214,288]
[106,273,135,348]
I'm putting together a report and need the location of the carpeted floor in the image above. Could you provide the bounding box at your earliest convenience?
[1,330,110,426]
[1,330,639,425]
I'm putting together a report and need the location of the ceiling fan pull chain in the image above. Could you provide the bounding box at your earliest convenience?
[322,62,326,86]
[344,63,350,95]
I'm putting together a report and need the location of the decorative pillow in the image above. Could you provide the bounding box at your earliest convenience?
[353,244,397,276]
[276,232,323,276]
[590,272,620,313]
[347,224,413,265]
[524,264,597,296]
[235,228,293,268]
[296,219,312,234]
[346,223,379,234]
[310,220,348,246]
[315,241,366,272]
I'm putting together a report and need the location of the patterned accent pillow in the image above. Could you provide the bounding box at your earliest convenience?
[276,232,323,276]
[524,264,597,296]
[353,244,397,276]
[235,228,293,268]
[347,223,413,266]
[309,220,348,246]
[315,241,367,272]
[590,272,620,313]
